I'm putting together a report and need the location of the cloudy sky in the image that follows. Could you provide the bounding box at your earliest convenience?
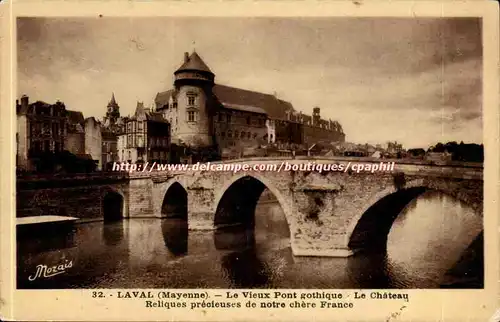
[17,17,482,149]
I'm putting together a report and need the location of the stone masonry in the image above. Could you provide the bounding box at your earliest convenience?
[127,157,483,257]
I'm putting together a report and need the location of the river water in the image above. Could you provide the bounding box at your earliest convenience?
[17,190,483,289]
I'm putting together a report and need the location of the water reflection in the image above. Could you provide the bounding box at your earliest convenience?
[16,189,483,289]
[161,218,188,256]
[103,221,124,246]
[215,227,270,288]
[346,252,392,288]
[386,190,483,288]
[214,226,255,251]
[17,224,76,254]
[221,248,270,288]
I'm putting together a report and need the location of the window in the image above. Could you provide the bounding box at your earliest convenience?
[234,131,239,138]
[188,111,197,122]
[173,102,178,109]
[187,95,196,106]
[127,135,132,147]
[221,131,225,138]
[226,114,231,123]
[138,121,143,131]
[246,116,251,125]
[227,130,232,138]
[127,123,132,132]
[218,113,223,122]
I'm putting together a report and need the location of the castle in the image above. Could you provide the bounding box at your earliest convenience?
[16,51,347,171]
[152,51,345,158]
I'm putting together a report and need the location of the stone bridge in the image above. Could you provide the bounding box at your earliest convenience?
[126,157,483,257]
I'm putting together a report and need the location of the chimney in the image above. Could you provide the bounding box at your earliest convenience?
[21,95,29,108]
[184,52,189,63]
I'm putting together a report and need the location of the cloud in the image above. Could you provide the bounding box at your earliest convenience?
[17,17,483,148]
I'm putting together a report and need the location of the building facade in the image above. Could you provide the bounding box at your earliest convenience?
[16,95,68,171]
[84,117,103,170]
[65,110,85,155]
[117,102,170,164]
[154,51,345,159]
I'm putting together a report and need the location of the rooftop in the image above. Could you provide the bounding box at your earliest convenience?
[155,84,294,119]
[175,51,213,75]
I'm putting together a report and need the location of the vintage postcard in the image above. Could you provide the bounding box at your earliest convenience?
[0,1,499,321]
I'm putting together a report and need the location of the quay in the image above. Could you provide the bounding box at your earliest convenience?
[17,215,79,238]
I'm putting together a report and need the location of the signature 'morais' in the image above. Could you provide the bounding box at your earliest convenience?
[28,259,73,281]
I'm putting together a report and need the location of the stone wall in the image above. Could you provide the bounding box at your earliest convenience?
[128,177,154,217]
[65,131,85,155]
[16,176,128,221]
[84,117,102,170]
[146,158,483,257]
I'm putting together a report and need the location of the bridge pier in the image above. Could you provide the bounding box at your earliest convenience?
[188,211,215,230]
[289,186,355,257]
[187,187,217,230]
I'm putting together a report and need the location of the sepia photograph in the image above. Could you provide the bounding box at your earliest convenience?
[15,15,485,292]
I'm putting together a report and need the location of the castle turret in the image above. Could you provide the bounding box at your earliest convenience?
[172,51,215,147]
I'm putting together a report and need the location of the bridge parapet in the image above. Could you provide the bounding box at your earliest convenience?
[130,157,482,183]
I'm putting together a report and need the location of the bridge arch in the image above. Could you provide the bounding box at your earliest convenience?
[345,179,482,252]
[213,173,293,232]
[161,181,188,219]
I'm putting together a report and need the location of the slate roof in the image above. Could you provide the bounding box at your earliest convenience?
[175,52,213,74]
[221,103,266,115]
[213,85,294,118]
[155,90,174,107]
[147,112,169,123]
[155,84,294,119]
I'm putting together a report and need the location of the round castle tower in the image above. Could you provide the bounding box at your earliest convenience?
[172,51,215,147]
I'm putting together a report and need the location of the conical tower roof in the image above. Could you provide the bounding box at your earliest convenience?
[175,51,213,74]
[108,92,118,107]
